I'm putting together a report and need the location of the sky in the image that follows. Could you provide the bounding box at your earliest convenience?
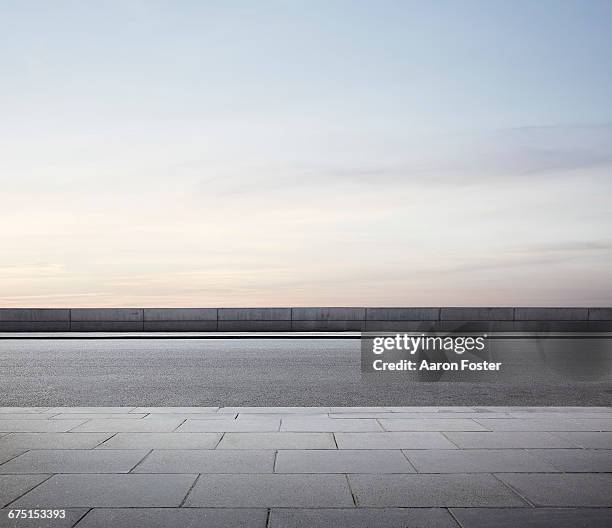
[1,0,611,307]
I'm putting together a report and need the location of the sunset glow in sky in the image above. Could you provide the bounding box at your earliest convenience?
[1,1,611,307]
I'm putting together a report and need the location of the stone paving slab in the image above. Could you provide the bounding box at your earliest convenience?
[496,473,612,506]
[12,474,197,507]
[553,431,612,448]
[0,434,113,450]
[450,507,612,528]
[268,508,459,527]
[177,417,281,432]
[280,417,383,432]
[526,448,612,472]
[73,508,267,528]
[96,433,221,450]
[0,450,149,474]
[132,449,275,473]
[474,418,612,431]
[49,414,147,420]
[403,449,558,473]
[184,474,354,507]
[444,431,576,449]
[275,450,415,473]
[218,432,336,450]
[379,418,487,431]
[335,432,457,449]
[72,417,185,433]
[0,421,86,433]
[348,474,528,507]
[0,475,50,507]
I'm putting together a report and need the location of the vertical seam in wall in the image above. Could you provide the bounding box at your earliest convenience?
[141,308,144,331]
[290,307,294,332]
[216,308,219,331]
[69,308,72,332]
[437,307,441,321]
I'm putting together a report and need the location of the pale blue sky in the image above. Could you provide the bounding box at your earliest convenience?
[1,1,611,306]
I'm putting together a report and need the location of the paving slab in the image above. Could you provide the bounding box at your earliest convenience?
[275,449,414,473]
[526,448,612,472]
[184,474,354,507]
[475,418,612,431]
[335,432,457,449]
[269,508,459,527]
[177,417,281,432]
[133,449,275,473]
[0,434,112,450]
[0,475,49,508]
[0,508,88,528]
[403,449,557,473]
[45,408,135,414]
[131,407,220,414]
[0,421,86,433]
[379,419,487,431]
[219,407,331,414]
[0,450,149,474]
[280,417,382,432]
[450,507,612,528]
[444,431,576,448]
[496,473,612,506]
[50,413,146,420]
[96,433,221,450]
[348,474,527,507]
[551,432,612,448]
[71,416,185,433]
[12,474,197,507]
[0,414,60,420]
[217,433,336,450]
[74,508,267,528]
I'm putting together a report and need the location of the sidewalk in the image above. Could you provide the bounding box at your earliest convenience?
[0,406,611,527]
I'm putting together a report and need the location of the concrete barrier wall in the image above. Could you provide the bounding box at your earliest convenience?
[0,307,609,332]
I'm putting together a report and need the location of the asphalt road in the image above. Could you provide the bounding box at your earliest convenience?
[1,337,611,406]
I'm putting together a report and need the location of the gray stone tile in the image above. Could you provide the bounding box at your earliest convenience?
[553,432,612,448]
[331,412,512,419]
[444,432,576,448]
[0,450,149,474]
[349,474,526,507]
[475,418,612,431]
[328,407,396,413]
[0,433,113,450]
[12,474,197,507]
[150,413,237,420]
[45,408,135,414]
[0,449,26,465]
[97,433,221,450]
[217,433,335,450]
[133,449,274,473]
[275,450,415,473]
[184,474,354,507]
[526,449,612,472]
[75,508,267,528]
[177,417,280,432]
[0,414,58,420]
[0,508,88,528]
[131,407,219,414]
[335,432,457,450]
[0,421,86,433]
[496,473,612,506]
[219,407,330,414]
[0,475,49,507]
[50,413,147,420]
[450,507,612,528]
[269,508,459,527]
[280,417,382,432]
[0,409,48,414]
[72,416,185,433]
[403,449,557,473]
[380,419,486,431]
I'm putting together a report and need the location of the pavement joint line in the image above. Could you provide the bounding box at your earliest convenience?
[178,473,201,508]
[213,432,225,449]
[172,418,188,432]
[127,448,154,473]
[265,507,271,528]
[4,473,54,508]
[70,507,93,528]
[345,473,358,507]
[399,449,419,473]
[491,472,536,507]
[93,432,118,448]
[447,507,465,528]
[439,430,462,449]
